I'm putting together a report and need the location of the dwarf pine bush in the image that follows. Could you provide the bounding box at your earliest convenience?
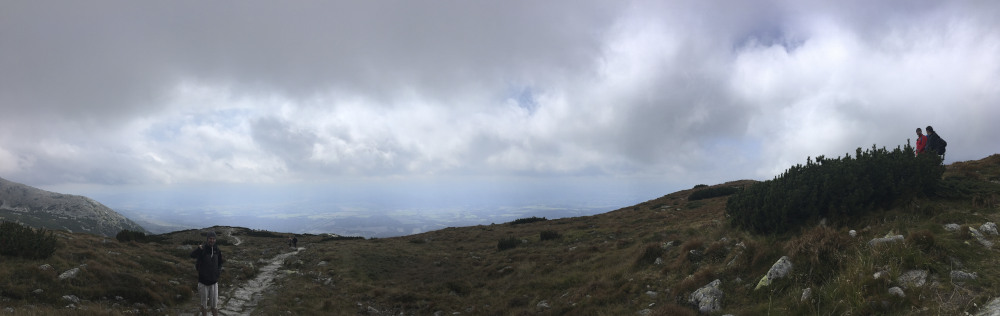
[0,221,58,259]
[497,236,520,251]
[509,216,547,225]
[688,186,740,201]
[726,144,943,234]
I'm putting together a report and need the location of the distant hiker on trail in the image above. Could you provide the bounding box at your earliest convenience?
[288,236,293,248]
[925,125,947,158]
[915,128,928,155]
[292,236,298,248]
[191,231,225,316]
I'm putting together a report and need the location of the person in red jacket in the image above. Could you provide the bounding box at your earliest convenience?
[915,128,927,155]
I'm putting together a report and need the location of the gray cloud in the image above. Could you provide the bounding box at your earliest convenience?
[1,0,999,191]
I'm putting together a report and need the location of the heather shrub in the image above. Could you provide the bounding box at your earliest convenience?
[727,144,943,234]
[497,236,520,251]
[0,221,58,260]
[540,230,561,241]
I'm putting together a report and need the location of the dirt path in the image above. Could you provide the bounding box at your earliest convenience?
[219,247,302,315]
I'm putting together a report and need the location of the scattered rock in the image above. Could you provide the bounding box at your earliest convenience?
[32,289,43,294]
[756,256,793,290]
[62,295,81,303]
[39,264,52,271]
[951,270,978,281]
[849,230,857,237]
[944,224,961,232]
[637,309,652,315]
[662,241,676,250]
[869,234,904,246]
[888,287,905,297]
[801,288,812,302]
[981,222,998,236]
[537,300,550,309]
[897,270,928,288]
[317,261,328,266]
[654,258,664,265]
[59,268,80,280]
[688,279,723,313]
[645,291,658,298]
[874,271,889,280]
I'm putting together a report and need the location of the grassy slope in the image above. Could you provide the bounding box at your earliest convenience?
[1,155,998,315]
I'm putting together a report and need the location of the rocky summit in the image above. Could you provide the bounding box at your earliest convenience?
[0,176,146,237]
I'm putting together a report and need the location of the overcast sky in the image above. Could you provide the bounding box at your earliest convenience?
[2,1,999,210]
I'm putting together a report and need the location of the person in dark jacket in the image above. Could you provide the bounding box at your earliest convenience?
[190,231,224,316]
[925,125,947,158]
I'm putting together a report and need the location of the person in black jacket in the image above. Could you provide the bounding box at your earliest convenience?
[925,126,947,158]
[190,231,224,316]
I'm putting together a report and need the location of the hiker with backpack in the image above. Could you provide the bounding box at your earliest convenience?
[925,126,947,158]
[915,128,928,155]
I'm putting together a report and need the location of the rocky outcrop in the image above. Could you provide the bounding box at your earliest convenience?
[0,177,145,237]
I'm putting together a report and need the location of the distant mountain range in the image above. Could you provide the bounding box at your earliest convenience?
[0,176,146,237]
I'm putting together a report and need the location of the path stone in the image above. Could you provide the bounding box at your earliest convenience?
[218,247,301,315]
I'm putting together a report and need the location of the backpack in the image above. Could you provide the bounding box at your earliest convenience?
[938,135,947,154]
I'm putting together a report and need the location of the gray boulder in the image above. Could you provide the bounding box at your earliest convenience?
[944,223,961,232]
[688,279,723,313]
[977,297,1000,316]
[888,287,905,297]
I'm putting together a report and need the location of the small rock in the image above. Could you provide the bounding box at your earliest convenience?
[637,309,652,316]
[59,268,80,280]
[39,264,52,271]
[33,289,43,294]
[944,224,961,232]
[654,258,664,265]
[874,271,889,279]
[62,295,81,303]
[801,288,812,302]
[981,222,998,236]
[951,270,978,281]
[888,287,905,297]
[317,261,328,266]
[897,270,928,288]
[537,300,550,308]
[645,291,658,298]
[849,230,857,237]
[868,235,904,247]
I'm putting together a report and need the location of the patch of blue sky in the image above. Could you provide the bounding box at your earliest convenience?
[503,84,540,114]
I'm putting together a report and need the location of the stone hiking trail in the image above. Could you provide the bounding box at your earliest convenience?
[178,229,302,316]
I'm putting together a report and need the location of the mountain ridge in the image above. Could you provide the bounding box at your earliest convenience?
[0,176,147,237]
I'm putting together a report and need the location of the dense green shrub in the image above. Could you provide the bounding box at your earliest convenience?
[0,221,58,259]
[509,216,547,225]
[688,186,740,201]
[693,184,709,189]
[319,235,365,242]
[726,144,943,234]
[540,230,561,241]
[497,236,521,251]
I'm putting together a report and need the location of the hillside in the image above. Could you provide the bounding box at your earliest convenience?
[0,177,147,237]
[1,154,998,315]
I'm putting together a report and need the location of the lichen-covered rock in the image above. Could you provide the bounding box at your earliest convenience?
[970,227,994,248]
[977,297,1000,316]
[756,256,793,290]
[688,279,723,313]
